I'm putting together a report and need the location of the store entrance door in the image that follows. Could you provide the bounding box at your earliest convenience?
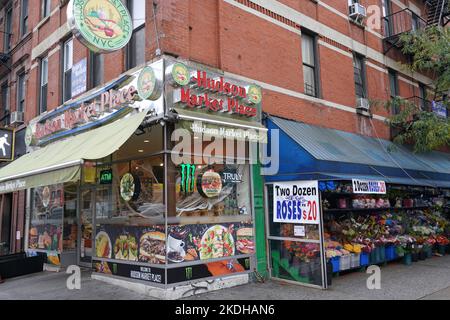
[265,181,328,289]
[78,187,95,267]
[0,194,12,256]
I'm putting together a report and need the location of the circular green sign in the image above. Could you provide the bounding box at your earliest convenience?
[247,85,262,104]
[24,125,34,147]
[171,63,190,86]
[137,67,158,100]
[68,0,133,53]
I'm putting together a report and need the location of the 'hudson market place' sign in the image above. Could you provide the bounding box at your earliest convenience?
[25,60,164,148]
[166,59,265,142]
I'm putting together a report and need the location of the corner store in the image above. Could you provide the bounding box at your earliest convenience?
[263,115,450,289]
[0,56,267,298]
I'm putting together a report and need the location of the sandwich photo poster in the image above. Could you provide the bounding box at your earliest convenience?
[166,222,255,264]
[94,222,255,265]
[95,224,167,265]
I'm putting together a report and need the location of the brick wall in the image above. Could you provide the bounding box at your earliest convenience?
[0,0,440,139]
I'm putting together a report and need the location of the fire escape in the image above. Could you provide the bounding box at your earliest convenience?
[383,0,449,54]
[382,0,449,120]
[426,0,450,26]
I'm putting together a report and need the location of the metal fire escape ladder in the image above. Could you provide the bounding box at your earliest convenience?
[426,0,449,26]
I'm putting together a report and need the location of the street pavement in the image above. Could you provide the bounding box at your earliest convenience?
[1,255,450,300]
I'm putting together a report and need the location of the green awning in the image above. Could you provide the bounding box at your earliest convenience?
[0,110,149,194]
[172,108,268,142]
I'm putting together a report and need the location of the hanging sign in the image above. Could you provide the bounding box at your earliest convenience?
[67,0,133,53]
[273,181,320,224]
[137,66,161,101]
[352,179,386,194]
[0,128,15,161]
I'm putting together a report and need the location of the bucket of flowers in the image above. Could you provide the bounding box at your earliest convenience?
[397,235,415,265]
[436,235,449,255]
[424,237,435,258]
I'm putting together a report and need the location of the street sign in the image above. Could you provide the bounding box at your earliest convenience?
[0,128,14,161]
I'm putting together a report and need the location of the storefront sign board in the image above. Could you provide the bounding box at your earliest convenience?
[166,59,263,123]
[25,60,164,148]
[93,259,165,284]
[273,181,320,224]
[352,179,386,194]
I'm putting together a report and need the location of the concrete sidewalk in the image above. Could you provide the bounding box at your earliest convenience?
[1,255,450,300]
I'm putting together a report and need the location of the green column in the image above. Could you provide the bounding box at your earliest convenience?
[253,162,268,278]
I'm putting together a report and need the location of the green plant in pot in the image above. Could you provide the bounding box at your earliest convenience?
[411,244,420,262]
[399,244,413,266]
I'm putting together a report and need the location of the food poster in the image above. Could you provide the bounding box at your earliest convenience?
[167,257,251,284]
[167,222,255,264]
[175,164,251,217]
[95,225,166,265]
[93,259,165,284]
[95,225,139,261]
[139,225,166,264]
[28,224,63,253]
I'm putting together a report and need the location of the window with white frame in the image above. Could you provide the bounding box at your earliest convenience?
[39,57,48,114]
[41,0,51,19]
[1,82,9,125]
[353,53,367,99]
[62,38,73,102]
[127,0,146,69]
[4,7,12,52]
[17,72,26,112]
[302,32,318,97]
[20,0,29,37]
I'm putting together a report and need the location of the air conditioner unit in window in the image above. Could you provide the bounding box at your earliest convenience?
[349,3,367,20]
[10,111,24,124]
[356,98,370,113]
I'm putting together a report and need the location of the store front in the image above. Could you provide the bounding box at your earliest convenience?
[0,128,27,256]
[0,57,267,298]
[263,116,450,288]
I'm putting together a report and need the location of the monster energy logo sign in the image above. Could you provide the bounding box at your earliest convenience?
[185,267,193,280]
[180,164,196,195]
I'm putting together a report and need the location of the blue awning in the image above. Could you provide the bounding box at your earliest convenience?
[263,116,450,188]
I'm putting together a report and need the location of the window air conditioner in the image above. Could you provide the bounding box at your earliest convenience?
[10,111,24,124]
[349,3,367,20]
[356,98,370,112]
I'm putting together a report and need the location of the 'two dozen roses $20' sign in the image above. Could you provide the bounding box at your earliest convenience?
[273,181,320,224]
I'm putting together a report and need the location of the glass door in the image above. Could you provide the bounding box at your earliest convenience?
[78,188,95,266]
[265,182,328,289]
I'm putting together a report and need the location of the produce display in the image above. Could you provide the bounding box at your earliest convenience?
[324,207,450,263]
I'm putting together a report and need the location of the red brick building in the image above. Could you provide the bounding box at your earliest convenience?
[0,0,446,257]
